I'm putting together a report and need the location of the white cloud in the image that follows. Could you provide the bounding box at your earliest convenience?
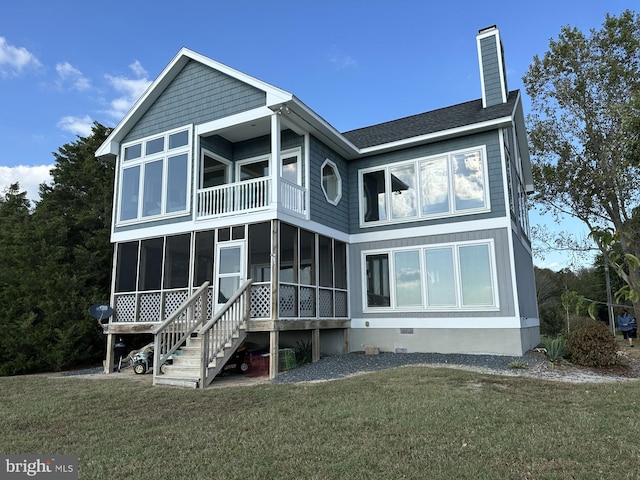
[56,61,91,91]
[0,165,53,203]
[328,46,358,70]
[129,60,148,78]
[57,115,94,136]
[104,61,152,119]
[0,36,41,77]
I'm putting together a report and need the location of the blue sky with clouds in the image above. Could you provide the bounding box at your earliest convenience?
[0,0,632,269]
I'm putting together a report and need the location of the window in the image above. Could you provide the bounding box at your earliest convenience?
[420,157,449,215]
[236,149,302,183]
[394,250,422,307]
[362,170,386,222]
[359,147,488,226]
[459,244,494,306]
[425,248,456,306]
[120,166,140,221]
[118,126,191,223]
[239,159,269,181]
[201,153,230,188]
[321,159,342,205]
[363,241,497,310]
[282,155,299,184]
[366,254,390,307]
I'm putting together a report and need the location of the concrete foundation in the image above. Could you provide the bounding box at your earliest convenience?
[349,326,540,356]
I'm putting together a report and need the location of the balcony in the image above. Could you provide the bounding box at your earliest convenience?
[197,177,306,219]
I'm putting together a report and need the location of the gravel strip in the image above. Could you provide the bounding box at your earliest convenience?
[273,352,542,383]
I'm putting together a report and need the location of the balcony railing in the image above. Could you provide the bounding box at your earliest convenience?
[197,177,271,218]
[280,179,306,217]
[197,177,307,219]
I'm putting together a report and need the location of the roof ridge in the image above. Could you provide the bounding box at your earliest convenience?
[342,89,520,136]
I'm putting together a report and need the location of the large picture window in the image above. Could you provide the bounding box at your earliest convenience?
[359,147,488,226]
[362,240,497,311]
[118,126,191,223]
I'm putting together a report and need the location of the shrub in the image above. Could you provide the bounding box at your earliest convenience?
[507,359,528,369]
[568,321,618,367]
[545,337,568,364]
[294,339,312,365]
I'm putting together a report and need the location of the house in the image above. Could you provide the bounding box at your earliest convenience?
[95,25,539,387]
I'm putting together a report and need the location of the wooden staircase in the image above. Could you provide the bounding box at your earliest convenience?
[154,327,246,388]
[152,279,252,389]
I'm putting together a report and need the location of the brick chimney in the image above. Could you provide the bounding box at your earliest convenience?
[476,25,508,108]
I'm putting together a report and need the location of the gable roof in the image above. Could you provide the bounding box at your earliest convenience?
[342,90,520,150]
[96,48,294,157]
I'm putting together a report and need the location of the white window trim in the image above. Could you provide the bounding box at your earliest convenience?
[117,125,192,225]
[281,147,302,186]
[320,158,342,206]
[235,147,302,184]
[358,145,490,228]
[361,239,499,313]
[200,149,232,187]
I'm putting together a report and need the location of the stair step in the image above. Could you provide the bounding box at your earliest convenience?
[171,356,201,367]
[154,376,199,389]
[162,364,200,377]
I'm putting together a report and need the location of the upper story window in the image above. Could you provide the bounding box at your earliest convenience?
[359,147,489,227]
[118,126,192,224]
[321,159,342,205]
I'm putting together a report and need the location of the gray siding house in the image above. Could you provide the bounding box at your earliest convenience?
[96,26,539,386]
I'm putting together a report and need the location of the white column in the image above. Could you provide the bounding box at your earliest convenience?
[271,112,281,207]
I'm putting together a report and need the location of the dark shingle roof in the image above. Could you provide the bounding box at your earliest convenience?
[342,90,519,149]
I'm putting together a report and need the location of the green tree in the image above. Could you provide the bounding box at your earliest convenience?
[523,10,640,315]
[0,185,38,373]
[0,123,113,375]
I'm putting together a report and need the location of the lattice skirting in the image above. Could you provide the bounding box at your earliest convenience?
[250,284,271,318]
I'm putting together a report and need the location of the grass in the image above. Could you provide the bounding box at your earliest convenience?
[2,366,640,480]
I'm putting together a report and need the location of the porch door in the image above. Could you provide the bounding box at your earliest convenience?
[214,240,246,311]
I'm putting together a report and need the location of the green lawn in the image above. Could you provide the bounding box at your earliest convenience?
[1,366,639,479]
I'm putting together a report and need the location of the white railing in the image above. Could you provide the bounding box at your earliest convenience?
[200,279,252,387]
[280,179,306,216]
[152,281,210,382]
[197,177,307,219]
[197,178,271,218]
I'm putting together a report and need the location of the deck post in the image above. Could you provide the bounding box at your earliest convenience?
[343,327,350,354]
[312,328,320,363]
[104,333,115,374]
[269,330,279,379]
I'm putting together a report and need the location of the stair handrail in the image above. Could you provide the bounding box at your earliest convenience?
[200,278,253,387]
[152,281,210,382]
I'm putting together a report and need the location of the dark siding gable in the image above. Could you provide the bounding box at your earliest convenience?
[124,60,266,143]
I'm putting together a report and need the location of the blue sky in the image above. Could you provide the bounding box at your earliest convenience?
[0,0,632,269]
